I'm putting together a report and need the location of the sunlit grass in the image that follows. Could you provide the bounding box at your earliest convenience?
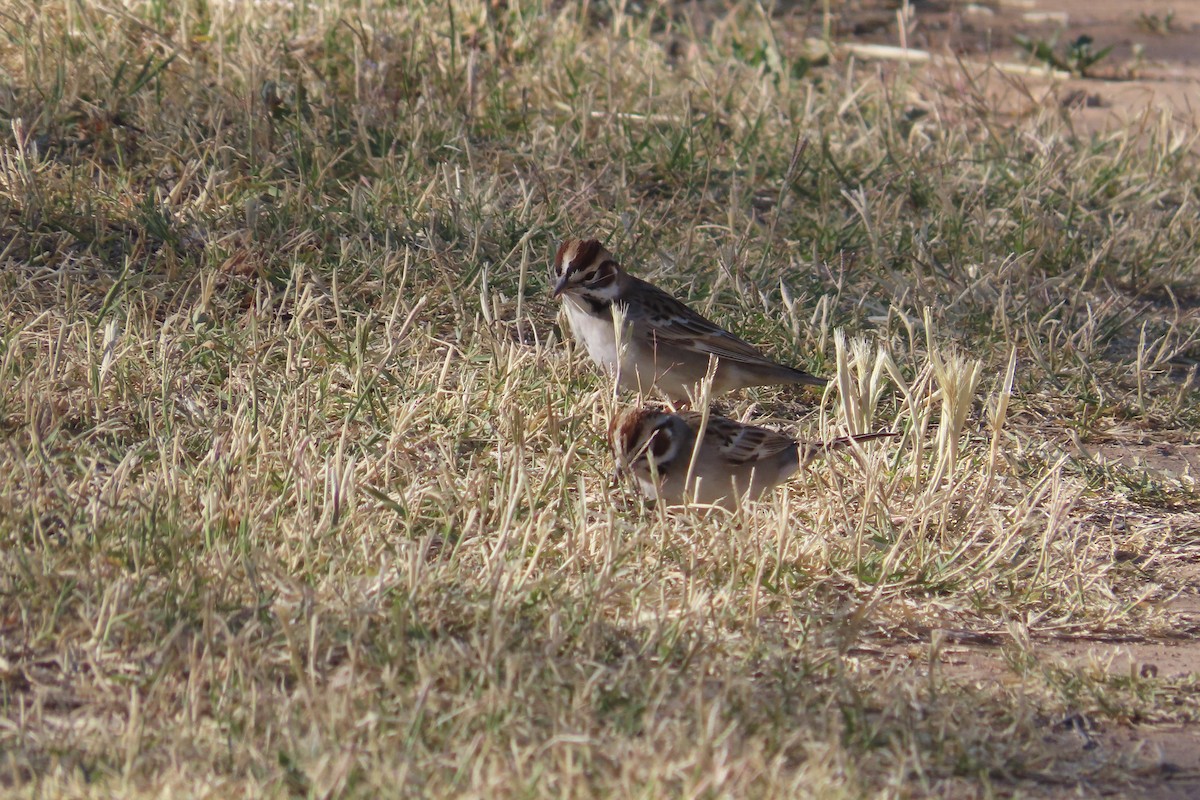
[2,0,1199,796]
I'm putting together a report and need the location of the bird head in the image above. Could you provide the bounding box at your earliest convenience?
[611,407,689,479]
[552,239,622,301]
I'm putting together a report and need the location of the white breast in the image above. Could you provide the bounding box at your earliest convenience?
[563,298,624,369]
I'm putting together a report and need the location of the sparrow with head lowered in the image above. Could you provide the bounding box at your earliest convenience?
[611,406,894,509]
[552,239,826,404]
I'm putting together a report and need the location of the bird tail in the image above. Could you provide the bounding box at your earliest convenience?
[801,431,896,465]
[781,366,829,388]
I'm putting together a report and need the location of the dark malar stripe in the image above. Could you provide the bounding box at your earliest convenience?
[584,295,612,315]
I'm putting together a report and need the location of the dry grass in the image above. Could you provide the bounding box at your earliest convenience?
[2,0,1199,796]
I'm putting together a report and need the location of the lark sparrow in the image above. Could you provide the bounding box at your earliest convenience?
[552,239,826,403]
[611,406,894,508]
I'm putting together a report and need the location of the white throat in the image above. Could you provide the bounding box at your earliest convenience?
[562,295,627,371]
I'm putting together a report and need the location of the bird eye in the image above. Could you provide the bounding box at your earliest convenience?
[650,430,672,459]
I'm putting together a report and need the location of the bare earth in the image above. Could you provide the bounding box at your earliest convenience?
[827,0,1200,133]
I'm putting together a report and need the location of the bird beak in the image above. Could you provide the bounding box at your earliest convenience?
[552,272,571,298]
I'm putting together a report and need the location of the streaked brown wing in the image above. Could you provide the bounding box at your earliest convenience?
[628,279,783,367]
[680,412,796,465]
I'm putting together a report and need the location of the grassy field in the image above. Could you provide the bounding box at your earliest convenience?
[3,1,1200,796]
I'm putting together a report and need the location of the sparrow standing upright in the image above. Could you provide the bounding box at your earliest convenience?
[552,239,826,403]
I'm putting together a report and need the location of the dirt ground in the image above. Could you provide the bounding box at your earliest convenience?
[824,2,1200,796]
[818,0,1200,135]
